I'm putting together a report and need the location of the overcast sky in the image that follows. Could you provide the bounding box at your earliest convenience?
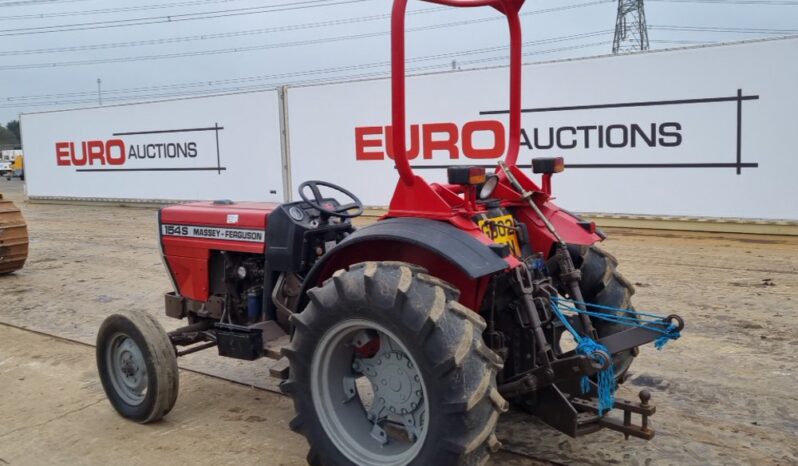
[0,0,795,124]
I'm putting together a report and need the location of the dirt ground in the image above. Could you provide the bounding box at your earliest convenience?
[1,178,796,465]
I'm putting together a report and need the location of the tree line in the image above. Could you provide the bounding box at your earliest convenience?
[0,120,21,147]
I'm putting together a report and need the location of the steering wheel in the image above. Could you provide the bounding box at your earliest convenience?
[298,180,364,219]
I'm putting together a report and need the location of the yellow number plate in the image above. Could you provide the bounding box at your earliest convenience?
[478,214,521,257]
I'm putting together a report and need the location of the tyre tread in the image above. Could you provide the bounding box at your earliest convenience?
[282,261,505,466]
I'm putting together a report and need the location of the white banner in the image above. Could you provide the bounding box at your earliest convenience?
[21,90,284,202]
[288,37,798,220]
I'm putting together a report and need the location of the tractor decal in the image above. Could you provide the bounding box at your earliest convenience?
[161,224,265,243]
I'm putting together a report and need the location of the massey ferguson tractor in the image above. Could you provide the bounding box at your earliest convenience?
[96,1,684,464]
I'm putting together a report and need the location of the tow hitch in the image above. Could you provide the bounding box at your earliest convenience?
[572,390,656,440]
[535,385,657,440]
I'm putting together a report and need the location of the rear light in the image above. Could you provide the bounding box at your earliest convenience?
[531,157,565,174]
[578,220,597,234]
[448,166,487,185]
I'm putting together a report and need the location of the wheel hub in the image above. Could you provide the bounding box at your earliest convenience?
[366,351,422,416]
[311,319,430,466]
[353,336,426,445]
[107,334,148,405]
[120,354,137,377]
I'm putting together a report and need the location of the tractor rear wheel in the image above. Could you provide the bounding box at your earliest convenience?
[96,309,179,423]
[571,245,638,379]
[282,261,508,466]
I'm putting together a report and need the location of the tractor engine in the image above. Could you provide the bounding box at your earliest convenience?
[157,188,359,357]
[211,251,265,325]
[158,199,275,329]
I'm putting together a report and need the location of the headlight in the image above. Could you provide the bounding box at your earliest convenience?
[479,174,499,200]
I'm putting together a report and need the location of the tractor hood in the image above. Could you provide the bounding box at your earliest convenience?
[160,201,278,232]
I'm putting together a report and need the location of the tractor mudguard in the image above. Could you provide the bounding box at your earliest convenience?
[342,218,509,279]
[515,200,605,260]
[298,217,510,311]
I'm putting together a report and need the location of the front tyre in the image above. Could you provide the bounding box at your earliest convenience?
[96,309,179,423]
[282,262,508,466]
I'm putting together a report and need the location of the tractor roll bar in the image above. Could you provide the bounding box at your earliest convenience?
[391,0,525,186]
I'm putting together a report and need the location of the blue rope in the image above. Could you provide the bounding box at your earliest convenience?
[549,297,682,415]
[549,300,616,415]
[555,298,682,346]
[654,324,681,350]
[558,298,671,321]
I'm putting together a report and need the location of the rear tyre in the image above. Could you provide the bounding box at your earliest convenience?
[570,245,638,378]
[282,261,508,466]
[96,309,179,423]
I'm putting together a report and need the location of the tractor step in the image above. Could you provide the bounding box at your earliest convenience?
[249,321,291,379]
[269,356,291,379]
[249,320,290,359]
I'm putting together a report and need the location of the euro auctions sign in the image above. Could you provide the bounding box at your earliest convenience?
[355,121,508,160]
[22,91,285,202]
[289,38,797,220]
[53,125,218,173]
[354,120,683,162]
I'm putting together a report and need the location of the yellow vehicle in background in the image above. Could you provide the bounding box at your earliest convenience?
[1,152,23,180]
[11,154,23,180]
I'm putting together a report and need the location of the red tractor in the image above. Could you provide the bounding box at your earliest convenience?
[96,1,683,464]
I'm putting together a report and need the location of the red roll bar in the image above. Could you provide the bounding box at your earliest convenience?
[391,0,526,186]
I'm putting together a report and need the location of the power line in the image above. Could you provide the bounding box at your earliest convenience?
[0,0,611,55]
[0,0,90,7]
[0,12,613,70]
[649,0,798,4]
[0,0,369,37]
[0,0,616,111]
[0,42,609,110]
[0,0,253,21]
[650,25,798,33]
[650,39,713,44]
[0,8,443,57]
[4,32,613,103]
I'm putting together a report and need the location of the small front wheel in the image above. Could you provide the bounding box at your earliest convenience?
[96,309,179,423]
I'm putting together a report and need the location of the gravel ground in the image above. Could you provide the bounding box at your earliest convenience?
[1,178,796,465]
